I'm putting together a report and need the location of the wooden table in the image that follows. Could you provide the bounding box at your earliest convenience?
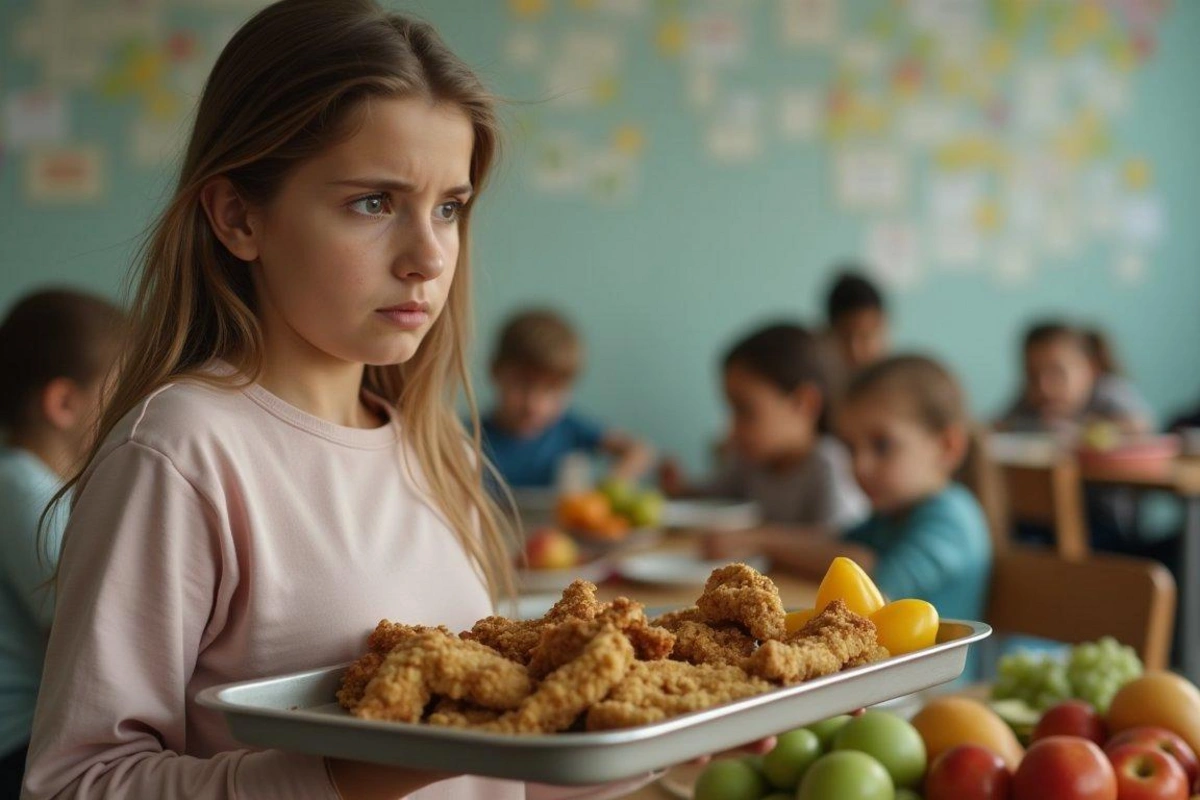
[1080,457,1200,682]
[991,437,1200,682]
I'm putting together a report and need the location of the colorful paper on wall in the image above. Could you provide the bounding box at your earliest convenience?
[25,146,104,203]
[3,90,68,147]
[835,147,907,211]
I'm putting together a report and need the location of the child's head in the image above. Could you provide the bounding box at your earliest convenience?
[489,310,582,437]
[721,323,839,466]
[838,355,969,513]
[827,270,888,372]
[62,0,515,596]
[0,289,124,471]
[1020,322,1098,420]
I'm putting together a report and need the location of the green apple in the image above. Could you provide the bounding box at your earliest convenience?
[762,794,793,800]
[598,478,635,514]
[832,711,926,790]
[627,489,664,527]
[693,758,767,800]
[806,715,853,752]
[895,789,922,800]
[762,728,822,790]
[797,751,895,800]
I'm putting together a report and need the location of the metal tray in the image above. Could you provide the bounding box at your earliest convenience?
[198,620,989,785]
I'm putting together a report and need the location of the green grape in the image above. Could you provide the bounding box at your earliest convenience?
[993,651,1072,710]
[1065,637,1143,714]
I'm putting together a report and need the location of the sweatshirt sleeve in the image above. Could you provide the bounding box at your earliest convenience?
[22,441,337,800]
[868,501,977,603]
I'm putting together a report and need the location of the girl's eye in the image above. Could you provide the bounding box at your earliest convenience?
[349,194,391,217]
[871,436,894,458]
[435,200,464,223]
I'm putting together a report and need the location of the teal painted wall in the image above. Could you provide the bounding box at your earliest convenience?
[2,1,1198,471]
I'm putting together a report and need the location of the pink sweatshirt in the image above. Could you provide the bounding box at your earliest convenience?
[23,377,644,800]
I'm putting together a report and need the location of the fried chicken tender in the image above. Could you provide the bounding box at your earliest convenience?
[695,563,786,641]
[336,651,385,710]
[427,698,502,728]
[462,579,602,664]
[483,625,635,734]
[743,599,880,684]
[526,597,675,678]
[352,630,533,722]
[670,621,758,666]
[586,660,771,731]
[367,621,453,654]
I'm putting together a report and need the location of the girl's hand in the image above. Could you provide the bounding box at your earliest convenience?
[689,736,777,767]
[326,757,453,800]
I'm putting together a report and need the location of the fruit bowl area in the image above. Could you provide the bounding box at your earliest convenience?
[673,641,1200,800]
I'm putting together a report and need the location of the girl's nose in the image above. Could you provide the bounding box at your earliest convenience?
[394,224,446,281]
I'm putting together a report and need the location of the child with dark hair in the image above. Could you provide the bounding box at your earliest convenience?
[998,321,1152,435]
[0,288,124,796]
[826,269,889,372]
[709,354,994,623]
[663,322,867,532]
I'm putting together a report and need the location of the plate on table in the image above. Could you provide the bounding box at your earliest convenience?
[662,499,761,532]
[1077,435,1181,470]
[615,552,770,587]
[198,620,991,785]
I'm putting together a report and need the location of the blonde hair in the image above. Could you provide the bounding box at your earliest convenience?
[491,308,583,382]
[46,0,516,600]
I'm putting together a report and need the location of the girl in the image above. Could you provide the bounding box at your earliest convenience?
[714,355,994,624]
[997,321,1153,436]
[0,289,123,797]
[662,322,867,534]
[24,2,742,797]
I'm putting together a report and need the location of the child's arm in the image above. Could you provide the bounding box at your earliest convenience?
[0,491,62,634]
[23,442,440,800]
[597,429,655,482]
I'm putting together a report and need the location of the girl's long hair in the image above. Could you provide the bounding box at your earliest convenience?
[46,0,516,600]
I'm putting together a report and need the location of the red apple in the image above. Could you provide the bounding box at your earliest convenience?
[924,744,1012,800]
[1013,736,1118,800]
[524,527,579,570]
[1108,743,1189,800]
[1033,700,1108,746]
[1107,728,1200,790]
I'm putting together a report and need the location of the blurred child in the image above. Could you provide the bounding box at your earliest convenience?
[663,322,867,532]
[0,288,123,796]
[826,270,889,373]
[482,309,654,489]
[997,321,1153,436]
[716,355,993,623]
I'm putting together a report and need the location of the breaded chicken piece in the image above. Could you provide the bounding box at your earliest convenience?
[462,580,602,664]
[526,596,675,678]
[352,630,533,722]
[586,660,771,731]
[743,599,880,685]
[367,621,454,655]
[484,625,634,734]
[337,621,454,709]
[336,651,385,710]
[426,697,502,728]
[695,563,787,641]
[670,620,758,666]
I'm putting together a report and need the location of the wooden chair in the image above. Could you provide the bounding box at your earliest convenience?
[985,546,1176,670]
[1000,457,1090,560]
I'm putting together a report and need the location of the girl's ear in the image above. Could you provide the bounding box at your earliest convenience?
[791,382,825,425]
[200,177,260,262]
[940,421,969,472]
[40,377,84,432]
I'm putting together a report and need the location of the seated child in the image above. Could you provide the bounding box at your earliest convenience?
[713,354,993,624]
[481,309,653,489]
[997,321,1153,436]
[662,322,867,532]
[826,269,890,373]
[0,288,124,796]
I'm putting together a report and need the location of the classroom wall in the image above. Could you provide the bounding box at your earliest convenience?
[2,0,1198,471]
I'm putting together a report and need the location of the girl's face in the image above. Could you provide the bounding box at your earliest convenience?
[722,363,819,465]
[1024,339,1097,420]
[246,96,475,369]
[838,393,962,514]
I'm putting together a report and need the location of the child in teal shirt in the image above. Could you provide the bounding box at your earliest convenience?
[0,289,123,795]
[733,354,993,623]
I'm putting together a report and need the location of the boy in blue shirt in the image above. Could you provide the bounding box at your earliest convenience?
[481,309,653,489]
